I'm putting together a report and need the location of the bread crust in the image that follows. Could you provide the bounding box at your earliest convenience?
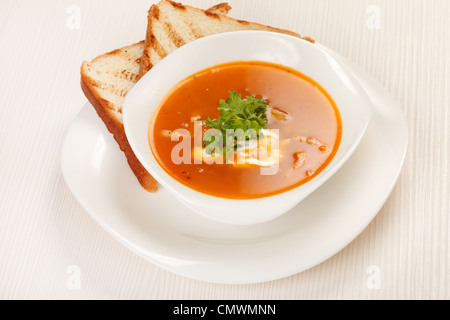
[139,1,314,77]
[205,2,232,16]
[80,56,159,193]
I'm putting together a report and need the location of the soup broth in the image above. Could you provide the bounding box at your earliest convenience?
[150,61,342,199]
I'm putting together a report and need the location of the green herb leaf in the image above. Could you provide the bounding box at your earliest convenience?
[204,91,268,157]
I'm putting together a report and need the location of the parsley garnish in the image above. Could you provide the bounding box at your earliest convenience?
[204,91,268,157]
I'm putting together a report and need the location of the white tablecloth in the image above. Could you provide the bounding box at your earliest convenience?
[0,0,448,299]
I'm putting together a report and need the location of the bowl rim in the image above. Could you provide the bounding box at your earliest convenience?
[123,30,373,225]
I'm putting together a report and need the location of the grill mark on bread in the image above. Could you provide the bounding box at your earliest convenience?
[168,0,186,10]
[186,21,202,39]
[148,7,175,62]
[138,53,152,80]
[149,47,161,68]
[167,1,202,41]
[152,39,168,59]
[149,33,168,60]
[205,3,232,15]
[175,8,204,40]
[204,11,220,19]
[149,4,160,20]
[163,21,186,47]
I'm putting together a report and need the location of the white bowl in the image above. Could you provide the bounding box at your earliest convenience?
[123,31,372,226]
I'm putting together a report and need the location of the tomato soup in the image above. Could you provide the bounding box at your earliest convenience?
[149,61,342,199]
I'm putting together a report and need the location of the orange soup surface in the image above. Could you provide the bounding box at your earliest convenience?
[150,61,342,199]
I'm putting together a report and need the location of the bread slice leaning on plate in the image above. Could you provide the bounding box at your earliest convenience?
[139,0,311,77]
[79,3,232,193]
[80,41,160,192]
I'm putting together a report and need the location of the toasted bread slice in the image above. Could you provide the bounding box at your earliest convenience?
[80,41,159,192]
[80,4,232,192]
[139,0,312,77]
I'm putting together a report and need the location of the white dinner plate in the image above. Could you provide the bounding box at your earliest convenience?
[62,46,408,284]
